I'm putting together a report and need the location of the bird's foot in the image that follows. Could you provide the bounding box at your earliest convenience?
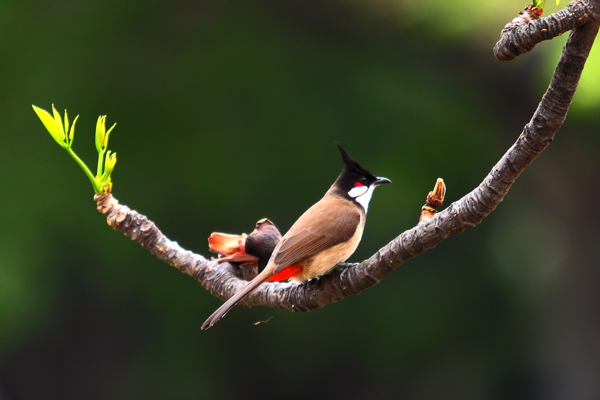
[335,262,360,269]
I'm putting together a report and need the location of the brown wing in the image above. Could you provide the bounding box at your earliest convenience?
[272,198,362,272]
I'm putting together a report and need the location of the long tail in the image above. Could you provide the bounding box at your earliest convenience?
[201,271,271,330]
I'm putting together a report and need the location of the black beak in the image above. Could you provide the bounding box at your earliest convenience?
[374,177,392,185]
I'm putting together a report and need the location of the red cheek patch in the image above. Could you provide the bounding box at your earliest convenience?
[354,182,365,187]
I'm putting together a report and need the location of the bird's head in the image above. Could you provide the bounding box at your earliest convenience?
[331,142,391,211]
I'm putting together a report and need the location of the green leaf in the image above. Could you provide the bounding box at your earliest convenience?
[63,109,70,142]
[95,115,106,153]
[32,105,64,146]
[104,122,116,149]
[105,151,117,175]
[68,115,79,143]
[51,105,66,143]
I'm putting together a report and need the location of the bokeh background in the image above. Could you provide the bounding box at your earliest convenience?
[2,0,600,399]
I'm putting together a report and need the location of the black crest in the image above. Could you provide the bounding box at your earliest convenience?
[335,142,377,180]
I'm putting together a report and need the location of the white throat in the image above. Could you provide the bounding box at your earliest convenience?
[348,185,376,213]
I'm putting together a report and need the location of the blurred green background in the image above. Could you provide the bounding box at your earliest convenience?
[2,0,600,399]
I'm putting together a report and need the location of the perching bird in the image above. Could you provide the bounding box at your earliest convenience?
[201,143,390,329]
[208,218,282,272]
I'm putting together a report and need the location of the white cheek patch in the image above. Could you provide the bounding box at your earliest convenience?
[348,185,376,213]
[348,185,368,198]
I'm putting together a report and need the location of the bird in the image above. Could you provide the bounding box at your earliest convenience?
[201,143,391,329]
[208,218,282,272]
[243,218,282,272]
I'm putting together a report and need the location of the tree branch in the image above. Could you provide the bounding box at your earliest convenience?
[95,1,599,317]
[494,0,599,61]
